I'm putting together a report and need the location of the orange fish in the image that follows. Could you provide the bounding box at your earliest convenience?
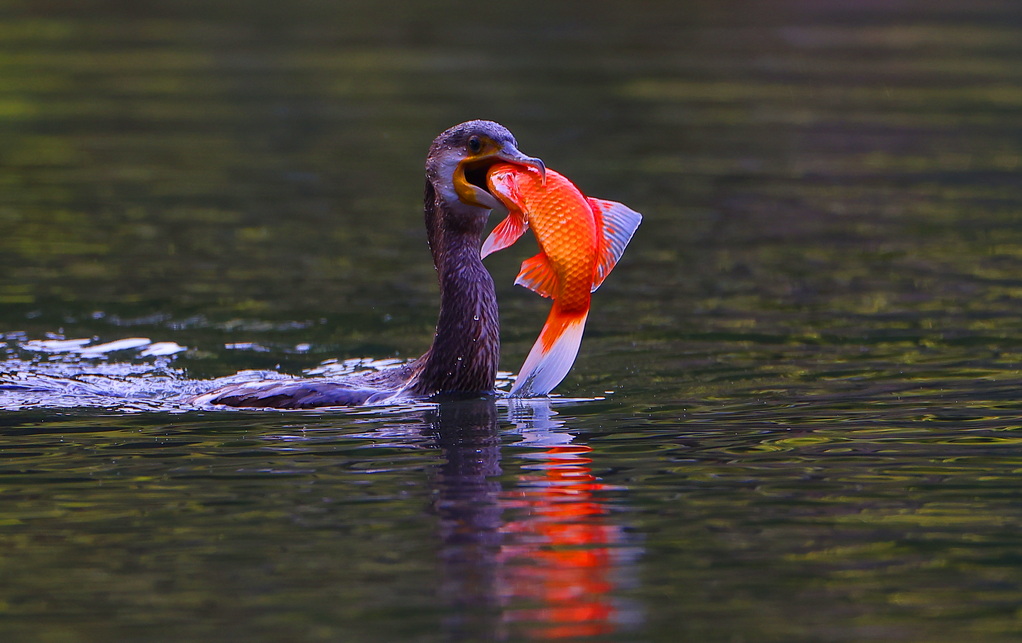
[482,163,642,397]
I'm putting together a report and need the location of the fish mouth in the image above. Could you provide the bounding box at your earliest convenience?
[455,142,545,209]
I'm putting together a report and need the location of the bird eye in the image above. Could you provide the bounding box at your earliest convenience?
[468,136,482,153]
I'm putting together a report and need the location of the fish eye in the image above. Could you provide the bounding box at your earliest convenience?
[468,136,482,154]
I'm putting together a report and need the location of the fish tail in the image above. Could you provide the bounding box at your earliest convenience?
[510,304,590,398]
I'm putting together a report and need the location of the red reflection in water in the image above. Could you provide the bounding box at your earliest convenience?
[500,444,623,639]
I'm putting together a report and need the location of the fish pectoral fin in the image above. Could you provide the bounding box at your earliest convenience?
[588,198,643,291]
[481,213,528,259]
[515,252,559,299]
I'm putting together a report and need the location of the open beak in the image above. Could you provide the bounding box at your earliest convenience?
[455,141,545,208]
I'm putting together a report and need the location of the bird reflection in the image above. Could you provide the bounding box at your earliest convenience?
[424,398,632,640]
[428,400,506,638]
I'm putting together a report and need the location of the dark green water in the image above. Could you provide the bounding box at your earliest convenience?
[4,0,1022,640]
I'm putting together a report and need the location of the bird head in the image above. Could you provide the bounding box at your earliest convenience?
[427,120,545,214]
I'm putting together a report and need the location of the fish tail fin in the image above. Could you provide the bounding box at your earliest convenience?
[510,304,590,398]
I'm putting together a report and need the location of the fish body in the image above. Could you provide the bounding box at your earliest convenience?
[483,163,642,397]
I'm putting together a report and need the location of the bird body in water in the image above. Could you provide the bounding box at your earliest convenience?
[193,121,544,408]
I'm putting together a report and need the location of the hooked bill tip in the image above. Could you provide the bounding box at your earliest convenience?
[518,155,546,185]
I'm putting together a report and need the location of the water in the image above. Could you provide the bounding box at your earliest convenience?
[3,0,1022,640]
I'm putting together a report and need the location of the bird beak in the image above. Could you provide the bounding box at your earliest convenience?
[494,145,546,184]
[455,140,546,208]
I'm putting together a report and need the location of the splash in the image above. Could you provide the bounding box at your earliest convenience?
[1,333,197,412]
[0,333,429,412]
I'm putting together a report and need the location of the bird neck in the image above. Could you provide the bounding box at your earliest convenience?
[413,182,500,396]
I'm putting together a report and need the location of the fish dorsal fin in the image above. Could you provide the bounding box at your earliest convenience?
[481,212,528,259]
[515,252,559,299]
[588,197,642,291]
